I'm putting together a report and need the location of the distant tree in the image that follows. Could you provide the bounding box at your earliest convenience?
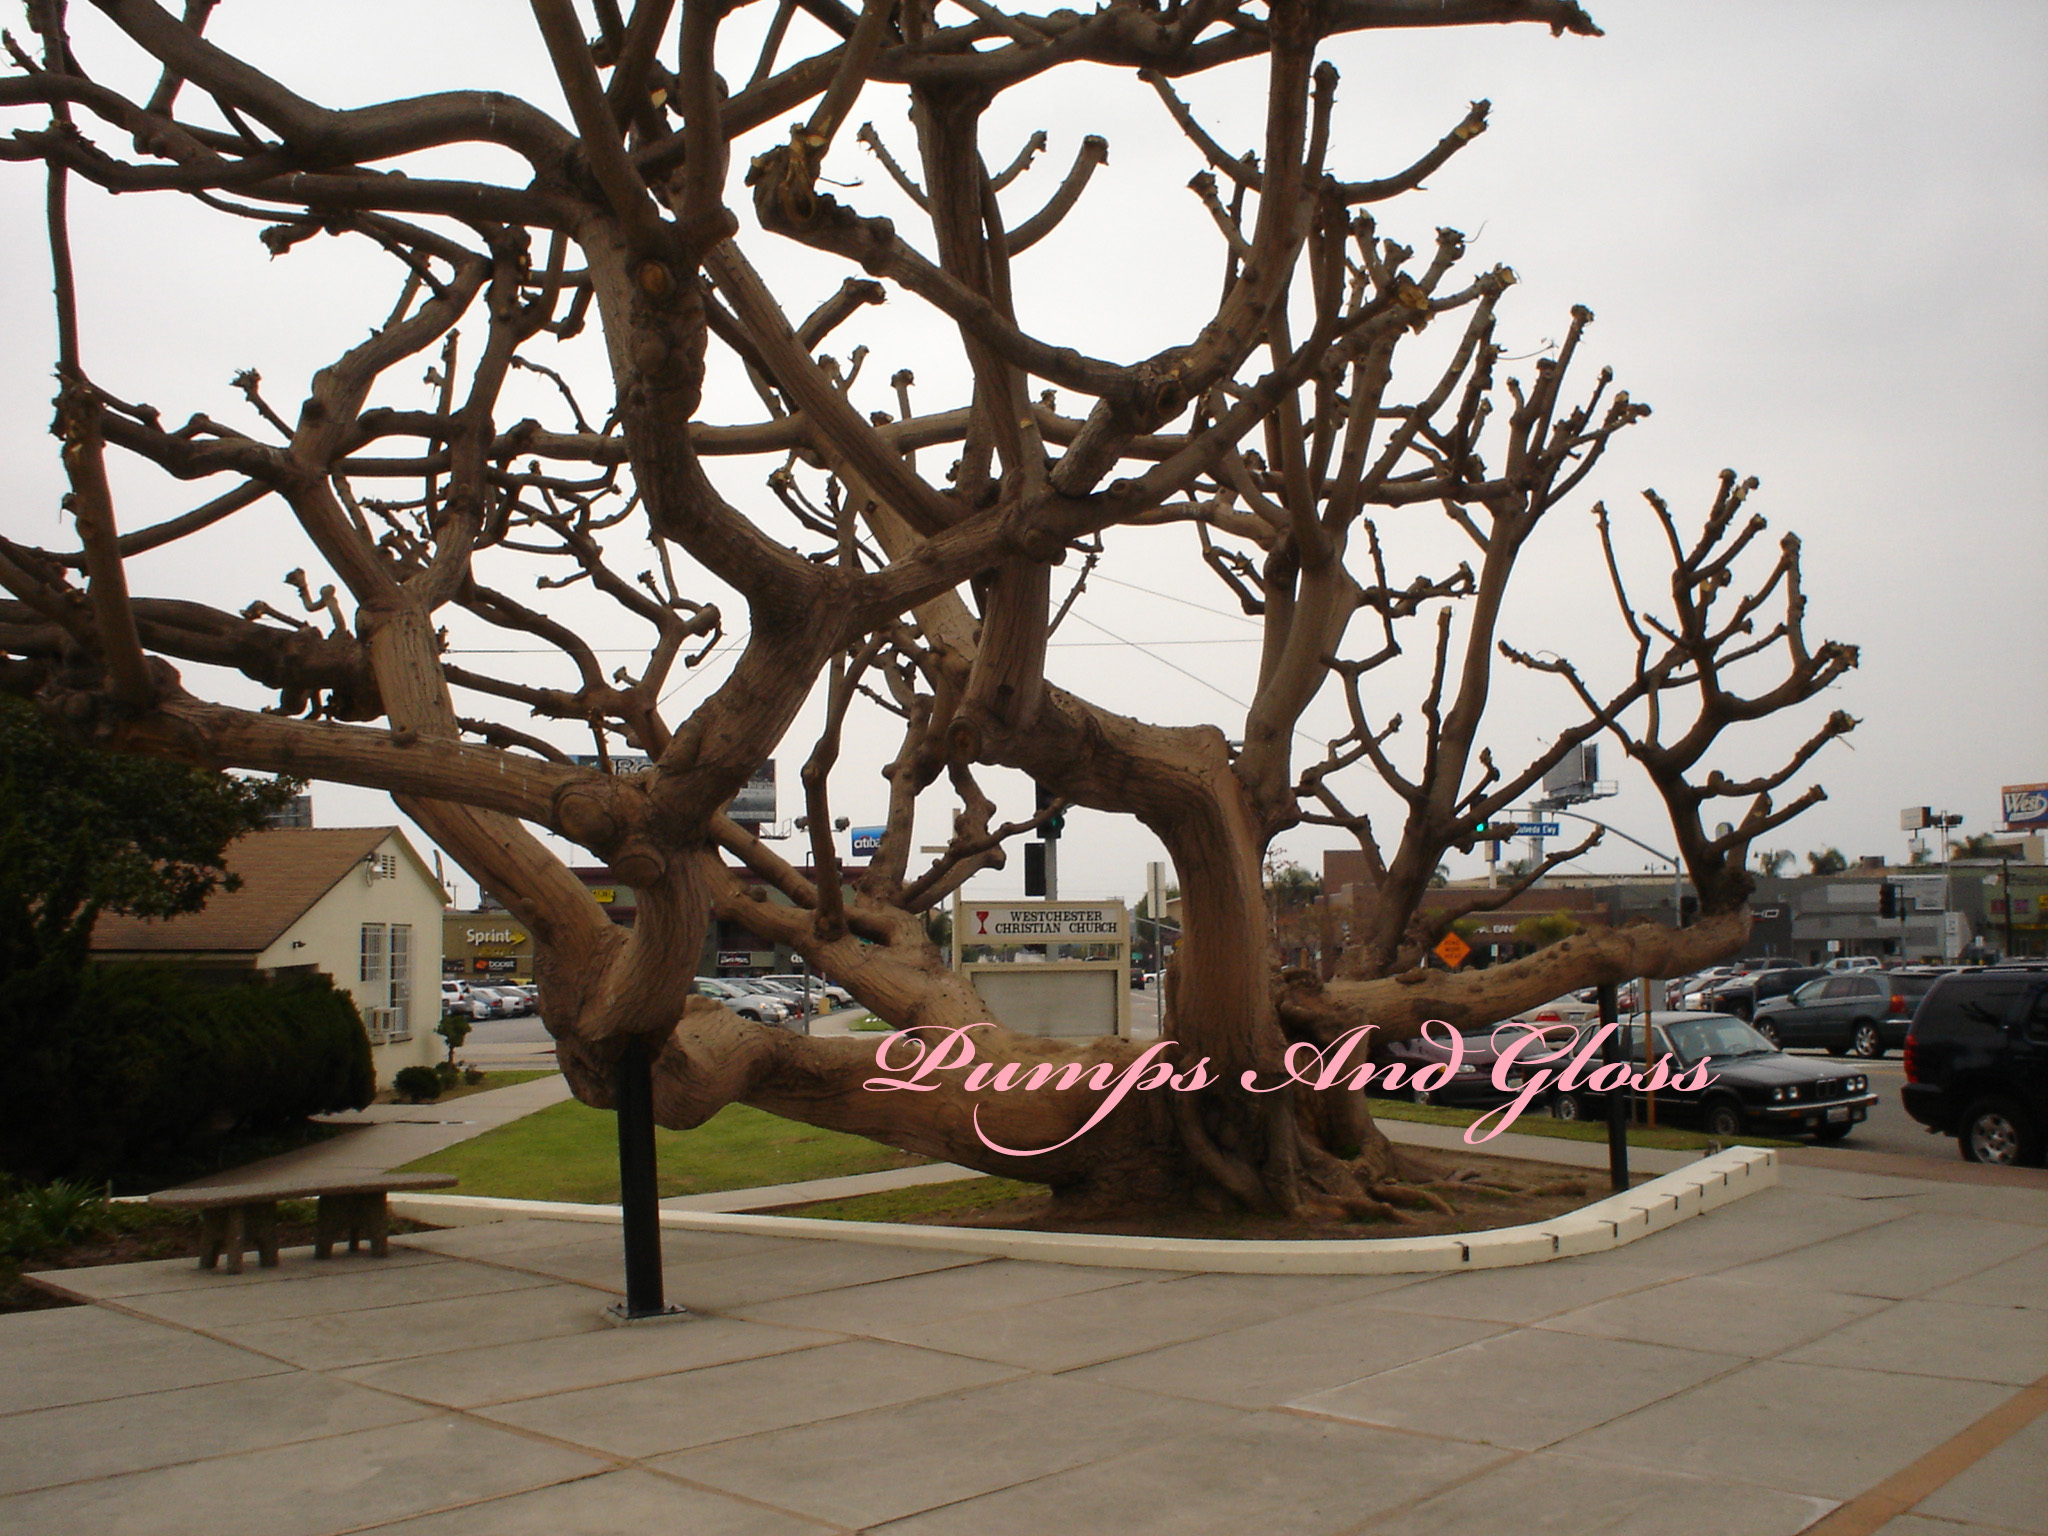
[1807,848,1850,876]
[0,698,300,981]
[1263,857,1323,910]
[1755,849,1795,878]
[1512,913,1582,949]
[1952,834,2005,859]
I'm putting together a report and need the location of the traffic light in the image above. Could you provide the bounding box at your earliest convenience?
[1457,819,1517,853]
[1035,782,1065,840]
[1879,882,1900,919]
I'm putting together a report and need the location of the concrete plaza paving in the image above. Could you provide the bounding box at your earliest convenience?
[10,1148,2047,1534]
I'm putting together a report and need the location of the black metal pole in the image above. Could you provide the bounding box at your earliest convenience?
[614,1034,671,1319]
[1598,982,1630,1193]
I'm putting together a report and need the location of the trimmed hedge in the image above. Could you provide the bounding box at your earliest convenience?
[0,965,374,1181]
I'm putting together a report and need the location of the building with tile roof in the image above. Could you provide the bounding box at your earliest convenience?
[92,827,446,1084]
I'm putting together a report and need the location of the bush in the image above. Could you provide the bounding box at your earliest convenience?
[435,1011,472,1062]
[462,1066,485,1086]
[0,966,374,1182]
[0,1178,114,1257]
[393,1065,443,1103]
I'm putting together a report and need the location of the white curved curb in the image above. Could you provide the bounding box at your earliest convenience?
[393,1145,1776,1276]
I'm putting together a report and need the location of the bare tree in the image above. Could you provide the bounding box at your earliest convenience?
[1,0,1853,1217]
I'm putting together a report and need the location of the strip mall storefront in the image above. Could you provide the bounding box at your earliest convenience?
[443,911,533,981]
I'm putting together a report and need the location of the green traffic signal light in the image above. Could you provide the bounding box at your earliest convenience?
[1035,782,1065,840]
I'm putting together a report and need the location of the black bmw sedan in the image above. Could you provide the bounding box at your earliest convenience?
[1546,1012,1879,1142]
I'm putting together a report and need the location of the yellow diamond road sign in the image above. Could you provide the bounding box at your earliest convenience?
[1433,931,1472,968]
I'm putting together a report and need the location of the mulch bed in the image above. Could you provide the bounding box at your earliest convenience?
[780,1146,1622,1242]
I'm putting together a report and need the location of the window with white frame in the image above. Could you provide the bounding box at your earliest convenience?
[359,923,413,1042]
[388,923,412,1040]
[360,923,387,988]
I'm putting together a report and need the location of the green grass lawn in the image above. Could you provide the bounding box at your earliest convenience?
[397,1100,930,1204]
[768,1177,1040,1224]
[1367,1097,1797,1151]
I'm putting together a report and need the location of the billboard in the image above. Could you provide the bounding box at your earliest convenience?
[1542,742,1599,802]
[2002,784,2048,830]
[849,825,886,856]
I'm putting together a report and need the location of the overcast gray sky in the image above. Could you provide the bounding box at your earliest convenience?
[3,2,2042,910]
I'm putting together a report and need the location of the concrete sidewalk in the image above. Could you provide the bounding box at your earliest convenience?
[14,1151,2046,1534]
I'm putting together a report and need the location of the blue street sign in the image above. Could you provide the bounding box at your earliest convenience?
[1520,821,1562,837]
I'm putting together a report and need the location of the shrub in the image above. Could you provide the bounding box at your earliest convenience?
[0,966,374,1182]
[462,1066,485,1086]
[393,1065,443,1103]
[435,1011,472,1062]
[0,1178,114,1256]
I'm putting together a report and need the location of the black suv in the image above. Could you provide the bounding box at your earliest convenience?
[1900,966,2048,1166]
[1751,968,1949,1058]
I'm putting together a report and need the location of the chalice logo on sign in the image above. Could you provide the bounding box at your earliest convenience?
[976,910,990,935]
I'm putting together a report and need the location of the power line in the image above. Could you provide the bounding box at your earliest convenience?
[1064,611,1327,751]
[1090,571,1265,627]
[1065,611,1254,713]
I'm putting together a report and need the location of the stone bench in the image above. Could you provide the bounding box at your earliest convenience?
[149,1173,458,1273]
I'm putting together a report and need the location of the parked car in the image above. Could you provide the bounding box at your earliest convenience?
[729,978,816,1018]
[1671,967,1741,1010]
[694,978,796,1030]
[1368,1023,1546,1109]
[1546,1012,1877,1141]
[1510,995,1600,1027]
[1702,965,1825,1023]
[1900,966,2048,1166]
[1751,969,1945,1057]
[467,984,527,1018]
[442,980,497,1019]
[1821,955,1883,973]
[761,974,854,1009]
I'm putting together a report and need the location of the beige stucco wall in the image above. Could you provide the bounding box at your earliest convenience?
[256,831,445,1084]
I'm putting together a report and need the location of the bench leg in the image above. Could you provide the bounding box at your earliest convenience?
[315,1193,391,1259]
[251,1203,281,1269]
[204,1203,280,1274]
[198,1208,225,1270]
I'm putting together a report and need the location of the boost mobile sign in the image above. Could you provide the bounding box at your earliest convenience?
[970,903,1126,943]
